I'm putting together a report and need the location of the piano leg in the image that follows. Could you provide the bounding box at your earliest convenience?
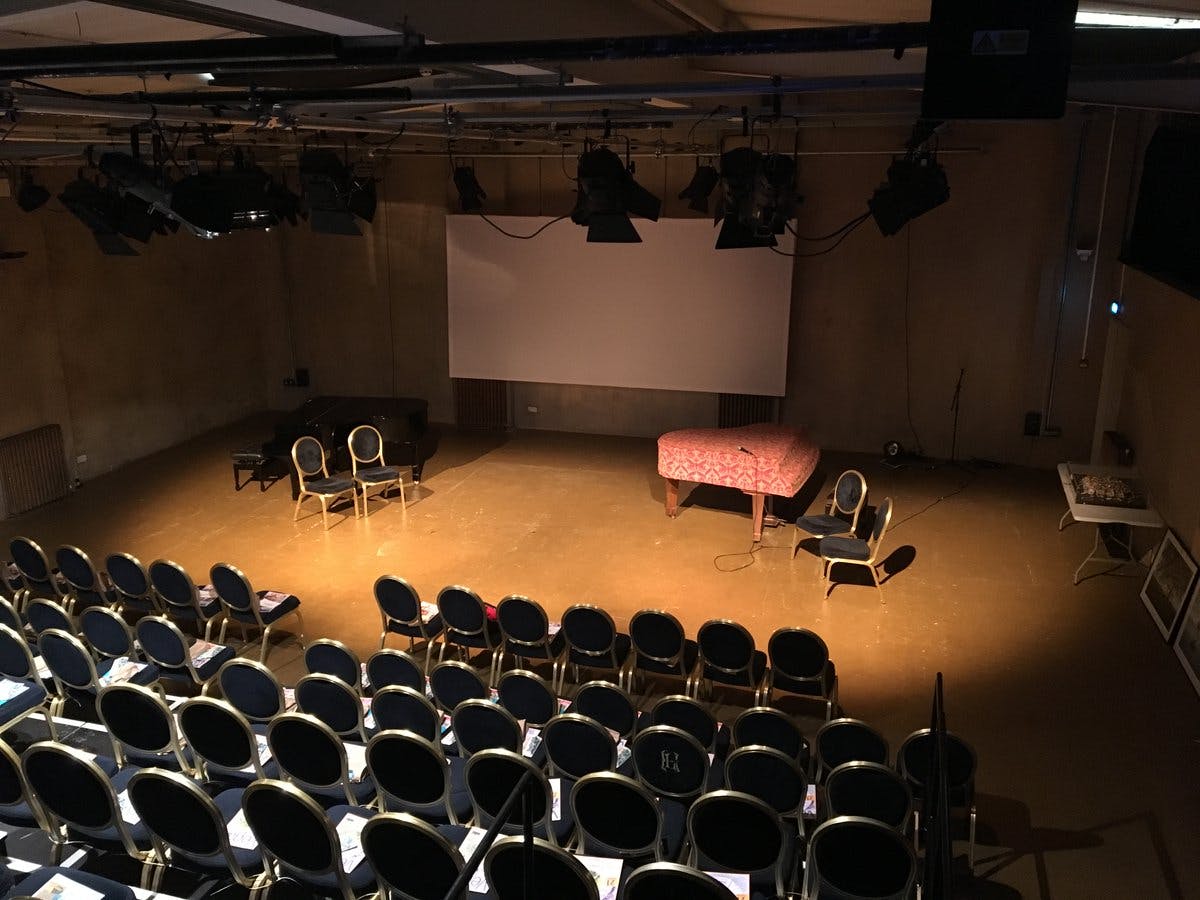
[665,478,680,517]
[751,492,765,542]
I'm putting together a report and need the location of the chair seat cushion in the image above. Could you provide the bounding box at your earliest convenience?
[659,796,688,861]
[635,639,698,677]
[704,651,766,689]
[568,633,631,669]
[512,632,566,661]
[446,621,502,649]
[0,798,42,828]
[819,535,871,561]
[228,592,300,625]
[304,805,378,894]
[355,466,402,484]
[12,866,136,900]
[305,477,354,494]
[67,766,152,848]
[94,658,161,690]
[796,514,854,538]
[384,755,473,825]
[0,680,47,725]
[388,614,444,640]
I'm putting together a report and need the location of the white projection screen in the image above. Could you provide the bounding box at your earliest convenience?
[447,216,794,396]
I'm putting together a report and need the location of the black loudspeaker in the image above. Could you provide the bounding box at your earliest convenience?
[921,0,1079,120]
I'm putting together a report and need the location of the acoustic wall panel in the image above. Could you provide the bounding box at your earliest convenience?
[447,216,794,396]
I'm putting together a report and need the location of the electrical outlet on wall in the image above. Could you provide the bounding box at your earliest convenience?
[76,454,88,464]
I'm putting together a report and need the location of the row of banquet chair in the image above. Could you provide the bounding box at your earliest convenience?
[375,577,840,717]
[0,665,963,900]
[4,533,839,717]
[4,536,304,663]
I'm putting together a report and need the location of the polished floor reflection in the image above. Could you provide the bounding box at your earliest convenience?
[5,416,1197,899]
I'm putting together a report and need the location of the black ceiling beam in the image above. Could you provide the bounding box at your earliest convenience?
[0,23,930,80]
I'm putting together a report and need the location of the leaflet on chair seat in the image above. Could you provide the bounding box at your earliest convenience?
[31,874,105,900]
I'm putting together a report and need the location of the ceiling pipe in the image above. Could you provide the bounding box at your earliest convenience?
[0,24,930,80]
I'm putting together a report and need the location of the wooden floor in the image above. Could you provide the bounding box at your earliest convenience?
[5,415,1198,899]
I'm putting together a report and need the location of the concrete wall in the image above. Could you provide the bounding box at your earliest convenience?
[0,170,284,486]
[2,113,1124,495]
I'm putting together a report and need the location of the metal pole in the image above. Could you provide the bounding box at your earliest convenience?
[1078,109,1118,366]
[442,769,535,900]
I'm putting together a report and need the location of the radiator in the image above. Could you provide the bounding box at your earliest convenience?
[453,378,510,428]
[0,425,70,517]
[718,394,778,428]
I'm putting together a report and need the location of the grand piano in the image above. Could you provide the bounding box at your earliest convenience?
[657,423,820,541]
[263,396,437,499]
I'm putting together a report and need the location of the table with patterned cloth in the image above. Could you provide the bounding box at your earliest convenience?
[657,423,820,541]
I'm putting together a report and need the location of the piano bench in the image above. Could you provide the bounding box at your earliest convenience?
[232,447,286,492]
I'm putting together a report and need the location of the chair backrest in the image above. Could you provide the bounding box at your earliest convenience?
[26,598,74,637]
[10,536,52,586]
[629,608,688,668]
[451,699,522,757]
[267,712,352,796]
[497,669,559,726]
[815,718,889,779]
[209,562,258,616]
[697,619,758,678]
[437,585,489,638]
[428,660,488,712]
[805,815,916,900]
[825,761,912,831]
[135,616,190,670]
[543,713,617,779]
[374,575,423,625]
[295,673,367,739]
[366,648,425,692]
[0,622,41,683]
[0,739,42,823]
[217,657,286,722]
[464,749,556,840]
[370,686,441,740]
[38,627,99,691]
[22,741,140,856]
[571,772,663,862]
[97,682,185,765]
[126,768,235,865]
[574,680,638,738]
[304,639,363,691]
[631,725,710,801]
[485,835,600,900]
[362,812,466,900]
[832,469,868,528]
[767,627,831,683]
[80,606,136,659]
[496,594,552,650]
[55,544,103,594]
[0,594,23,634]
[241,779,351,893]
[867,497,894,556]
[649,694,717,749]
[177,696,265,777]
[687,790,788,899]
[621,862,739,900]
[561,604,622,663]
[367,731,454,817]
[896,728,977,802]
[724,745,807,818]
[291,435,330,481]
[104,552,151,603]
[148,558,204,615]
[732,706,808,764]
[348,423,386,470]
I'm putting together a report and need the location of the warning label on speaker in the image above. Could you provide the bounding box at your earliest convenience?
[971,29,1030,56]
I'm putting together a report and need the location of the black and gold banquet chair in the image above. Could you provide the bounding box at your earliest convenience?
[349,422,409,516]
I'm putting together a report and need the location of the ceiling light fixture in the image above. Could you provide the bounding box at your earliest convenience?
[713,146,802,249]
[299,150,376,235]
[453,164,487,211]
[570,143,662,243]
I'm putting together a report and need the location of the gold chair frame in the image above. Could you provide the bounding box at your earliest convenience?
[348,423,408,517]
[291,436,358,530]
[792,468,869,562]
[820,497,894,602]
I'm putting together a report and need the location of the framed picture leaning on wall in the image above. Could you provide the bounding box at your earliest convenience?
[1140,530,1198,641]
[1173,577,1200,698]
